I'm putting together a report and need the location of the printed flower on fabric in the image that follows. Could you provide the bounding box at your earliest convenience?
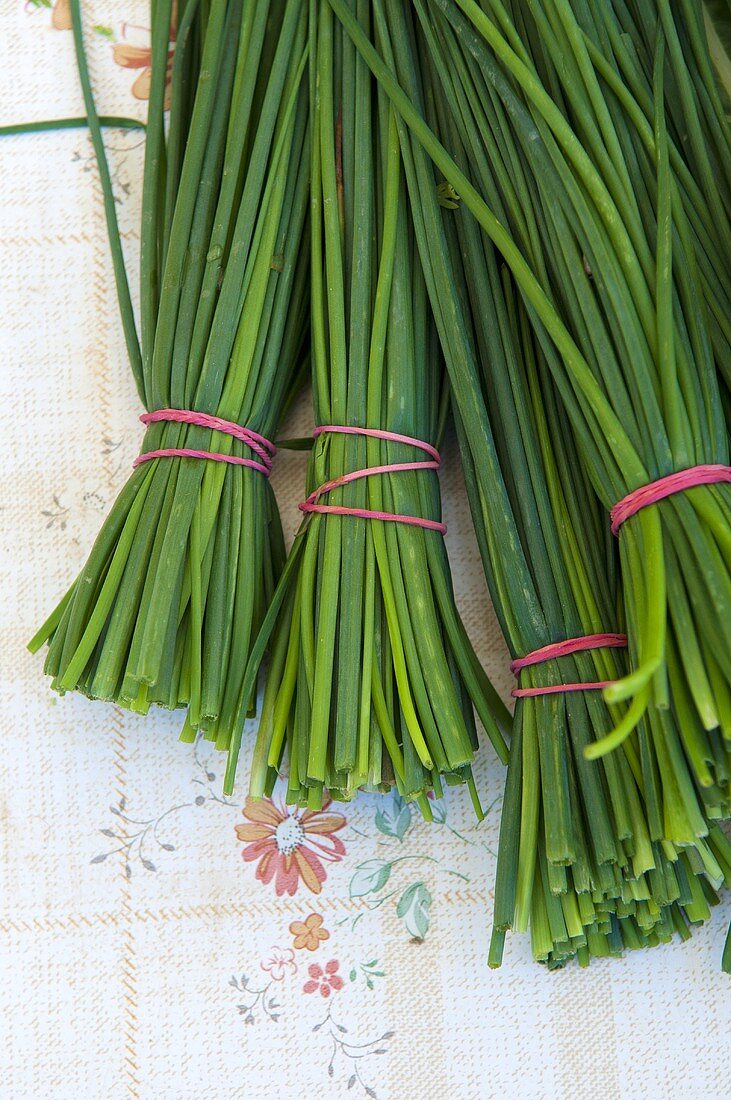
[260,947,296,983]
[25,0,70,29]
[112,10,177,105]
[51,0,71,30]
[303,960,344,998]
[290,913,330,952]
[236,796,346,897]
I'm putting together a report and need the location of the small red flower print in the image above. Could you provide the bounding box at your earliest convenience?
[303,960,344,998]
[260,947,296,983]
[290,912,330,951]
[112,9,177,105]
[235,796,346,897]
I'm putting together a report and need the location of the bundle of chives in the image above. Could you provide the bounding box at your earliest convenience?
[436,1,731,783]
[29,0,312,755]
[222,0,509,809]
[499,292,731,966]
[411,1,731,963]
[436,91,731,966]
[333,0,731,819]
[333,0,731,967]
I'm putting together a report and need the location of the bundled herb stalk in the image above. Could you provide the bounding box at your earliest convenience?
[412,0,731,964]
[223,0,509,809]
[433,1,731,793]
[29,0,311,755]
[479,275,731,967]
[437,78,731,966]
[331,0,731,966]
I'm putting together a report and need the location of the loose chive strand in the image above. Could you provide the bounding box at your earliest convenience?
[68,0,143,399]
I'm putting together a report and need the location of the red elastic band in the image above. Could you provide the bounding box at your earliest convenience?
[299,425,446,533]
[511,632,628,699]
[133,409,276,476]
[510,633,628,674]
[610,464,731,535]
[512,681,616,699]
[312,424,441,462]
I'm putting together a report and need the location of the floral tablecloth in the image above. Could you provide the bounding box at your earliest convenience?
[1,4,730,1098]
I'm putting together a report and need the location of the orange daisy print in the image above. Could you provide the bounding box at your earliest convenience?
[51,0,71,30]
[112,9,177,104]
[235,796,346,897]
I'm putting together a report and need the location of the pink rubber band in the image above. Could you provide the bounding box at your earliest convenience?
[133,408,276,476]
[610,464,731,535]
[312,424,441,462]
[512,681,616,699]
[510,633,628,674]
[511,633,627,699]
[299,425,446,533]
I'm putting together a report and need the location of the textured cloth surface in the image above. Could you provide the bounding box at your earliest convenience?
[1,5,729,1099]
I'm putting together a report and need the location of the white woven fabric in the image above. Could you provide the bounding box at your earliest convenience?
[1,4,729,1098]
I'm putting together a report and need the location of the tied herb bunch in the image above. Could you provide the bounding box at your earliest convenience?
[223,0,509,809]
[29,0,311,755]
[410,0,731,966]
